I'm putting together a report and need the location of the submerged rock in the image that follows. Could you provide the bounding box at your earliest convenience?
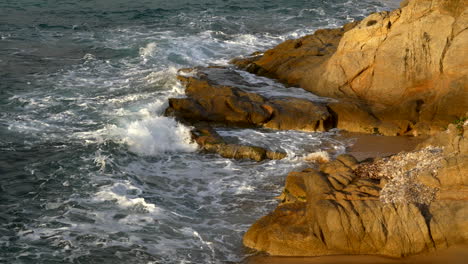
[243,123,468,257]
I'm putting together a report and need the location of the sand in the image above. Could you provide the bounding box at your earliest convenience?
[243,246,468,264]
[338,132,427,161]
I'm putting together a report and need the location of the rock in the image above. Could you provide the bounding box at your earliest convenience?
[243,124,468,257]
[165,67,332,132]
[233,0,468,135]
[190,122,286,162]
[417,121,468,189]
[277,172,308,204]
[400,0,410,8]
[262,97,331,131]
[232,21,359,88]
[327,100,380,134]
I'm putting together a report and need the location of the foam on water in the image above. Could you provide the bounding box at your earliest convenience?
[236,70,335,102]
[140,42,158,64]
[115,116,197,156]
[94,182,159,213]
[217,128,346,161]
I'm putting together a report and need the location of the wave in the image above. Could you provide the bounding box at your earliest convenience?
[115,116,197,156]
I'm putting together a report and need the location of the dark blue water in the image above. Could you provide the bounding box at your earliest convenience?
[0,1,397,263]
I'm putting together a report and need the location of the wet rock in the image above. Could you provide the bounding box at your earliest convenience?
[277,171,309,204]
[190,122,286,162]
[165,67,332,132]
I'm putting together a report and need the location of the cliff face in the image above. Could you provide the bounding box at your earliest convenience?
[235,0,467,135]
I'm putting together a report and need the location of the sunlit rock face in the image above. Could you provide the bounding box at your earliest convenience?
[234,0,468,136]
[243,123,468,257]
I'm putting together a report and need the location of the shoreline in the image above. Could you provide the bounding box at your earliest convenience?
[339,132,427,161]
[243,246,468,264]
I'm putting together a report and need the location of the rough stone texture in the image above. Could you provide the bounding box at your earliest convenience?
[418,120,468,192]
[243,124,468,257]
[166,67,421,136]
[234,0,468,135]
[190,122,286,161]
[165,67,332,132]
[327,100,380,134]
[231,22,359,87]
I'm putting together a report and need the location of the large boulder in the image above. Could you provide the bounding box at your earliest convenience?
[243,123,468,257]
[234,0,468,135]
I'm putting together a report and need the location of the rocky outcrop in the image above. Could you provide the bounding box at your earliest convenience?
[164,67,338,160]
[231,21,359,85]
[166,67,426,136]
[243,122,468,257]
[234,0,468,135]
[165,67,332,131]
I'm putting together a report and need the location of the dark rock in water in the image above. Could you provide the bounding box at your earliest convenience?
[190,122,286,162]
[166,67,332,132]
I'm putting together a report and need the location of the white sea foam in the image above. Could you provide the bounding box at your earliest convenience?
[139,42,158,63]
[117,116,197,156]
[234,182,255,194]
[82,53,96,61]
[236,70,335,102]
[304,151,330,163]
[216,128,344,161]
[93,150,108,172]
[94,181,158,213]
[3,1,392,262]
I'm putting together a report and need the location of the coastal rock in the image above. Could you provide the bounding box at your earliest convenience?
[165,67,332,131]
[243,124,468,256]
[327,100,380,134]
[234,0,468,135]
[231,21,359,87]
[190,122,286,161]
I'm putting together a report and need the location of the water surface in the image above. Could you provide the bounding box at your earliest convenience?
[0,1,396,263]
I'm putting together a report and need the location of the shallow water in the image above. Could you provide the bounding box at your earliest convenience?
[1,1,396,263]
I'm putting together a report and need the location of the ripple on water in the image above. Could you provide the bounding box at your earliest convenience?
[0,0,396,262]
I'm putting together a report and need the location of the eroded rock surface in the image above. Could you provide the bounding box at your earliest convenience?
[166,67,424,137]
[234,0,468,135]
[243,123,468,257]
[164,67,338,161]
[166,67,332,132]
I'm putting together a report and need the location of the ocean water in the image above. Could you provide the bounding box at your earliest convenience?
[0,1,396,263]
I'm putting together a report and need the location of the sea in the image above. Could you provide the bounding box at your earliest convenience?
[0,1,398,263]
